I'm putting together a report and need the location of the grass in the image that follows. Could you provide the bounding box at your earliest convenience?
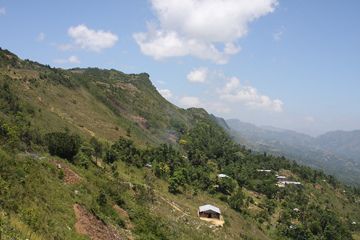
[1,50,360,239]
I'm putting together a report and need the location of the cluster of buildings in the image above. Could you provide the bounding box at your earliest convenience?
[276,175,301,187]
[256,169,302,188]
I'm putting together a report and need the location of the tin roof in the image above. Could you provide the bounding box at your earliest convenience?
[217,174,229,178]
[199,204,221,214]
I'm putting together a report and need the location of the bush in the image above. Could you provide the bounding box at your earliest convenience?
[228,189,245,212]
[45,131,82,162]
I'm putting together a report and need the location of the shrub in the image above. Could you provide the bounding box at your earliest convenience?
[45,131,82,162]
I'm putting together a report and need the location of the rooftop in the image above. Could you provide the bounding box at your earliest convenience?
[199,204,221,214]
[218,174,230,178]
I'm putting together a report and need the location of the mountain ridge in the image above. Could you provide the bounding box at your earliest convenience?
[226,118,360,185]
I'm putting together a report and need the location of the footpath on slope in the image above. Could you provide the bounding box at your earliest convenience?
[73,204,123,240]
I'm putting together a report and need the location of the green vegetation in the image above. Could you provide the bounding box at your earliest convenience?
[0,47,360,239]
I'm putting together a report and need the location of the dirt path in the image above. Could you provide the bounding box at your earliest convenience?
[74,204,123,240]
[113,205,134,240]
[113,205,133,229]
[157,195,186,214]
[51,160,82,184]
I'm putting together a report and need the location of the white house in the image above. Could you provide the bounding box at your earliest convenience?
[277,176,287,180]
[198,204,221,219]
[217,174,230,178]
[293,208,300,212]
[282,181,301,185]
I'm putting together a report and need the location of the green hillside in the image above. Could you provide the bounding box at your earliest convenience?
[1,48,360,240]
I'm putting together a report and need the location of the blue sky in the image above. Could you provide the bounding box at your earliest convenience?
[0,0,359,135]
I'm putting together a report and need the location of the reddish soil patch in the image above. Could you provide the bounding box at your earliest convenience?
[51,160,82,184]
[130,115,149,130]
[114,83,139,93]
[113,205,133,230]
[74,204,123,240]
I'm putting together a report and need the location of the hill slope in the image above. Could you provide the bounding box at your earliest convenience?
[316,130,360,160]
[1,48,360,240]
[226,119,360,185]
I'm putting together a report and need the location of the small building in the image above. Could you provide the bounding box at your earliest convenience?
[145,163,152,168]
[198,204,221,220]
[293,208,300,212]
[217,174,230,179]
[282,181,301,185]
[277,176,287,180]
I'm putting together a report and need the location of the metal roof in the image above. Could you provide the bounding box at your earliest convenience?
[199,204,221,214]
[217,174,229,178]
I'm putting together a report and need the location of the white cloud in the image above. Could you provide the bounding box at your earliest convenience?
[219,77,283,112]
[68,55,80,64]
[207,102,231,114]
[187,67,208,83]
[66,24,118,52]
[134,0,277,63]
[0,7,6,16]
[159,89,173,99]
[54,55,80,65]
[134,28,232,64]
[273,27,285,41]
[179,96,201,108]
[37,32,45,42]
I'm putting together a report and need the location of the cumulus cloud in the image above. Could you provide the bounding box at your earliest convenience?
[134,0,277,63]
[0,7,6,16]
[179,96,201,108]
[54,55,80,64]
[37,32,45,42]
[66,24,118,52]
[134,28,232,64]
[159,89,173,99]
[187,67,208,83]
[219,77,283,112]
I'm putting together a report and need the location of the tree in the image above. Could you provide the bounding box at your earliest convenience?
[168,177,180,194]
[45,131,82,162]
[97,191,107,207]
[168,169,187,194]
[105,148,118,164]
[228,189,245,212]
[218,177,236,195]
[90,137,103,165]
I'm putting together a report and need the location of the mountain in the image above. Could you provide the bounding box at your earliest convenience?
[316,130,360,160]
[1,48,360,240]
[226,119,360,185]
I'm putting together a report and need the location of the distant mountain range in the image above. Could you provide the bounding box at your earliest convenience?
[225,119,360,185]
